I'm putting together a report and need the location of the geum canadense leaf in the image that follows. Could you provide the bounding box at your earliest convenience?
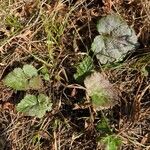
[16,94,52,118]
[3,68,28,90]
[23,64,38,78]
[84,72,119,110]
[91,13,139,64]
[3,64,43,90]
[74,56,94,82]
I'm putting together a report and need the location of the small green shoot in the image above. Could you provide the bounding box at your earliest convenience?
[96,117,111,134]
[40,66,50,81]
[141,65,150,77]
[74,56,94,82]
[42,10,68,61]
[101,135,122,150]
[17,94,52,118]
[96,115,122,150]
[102,62,123,70]
[32,133,41,146]
[3,64,43,90]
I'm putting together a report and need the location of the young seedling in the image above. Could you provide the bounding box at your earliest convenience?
[3,64,52,118]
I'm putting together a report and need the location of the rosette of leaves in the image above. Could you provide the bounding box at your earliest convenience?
[84,72,119,110]
[91,13,139,64]
[3,64,43,90]
[17,94,52,118]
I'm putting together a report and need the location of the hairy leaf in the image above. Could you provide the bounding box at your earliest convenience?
[84,72,119,110]
[3,68,28,90]
[3,65,42,91]
[74,56,94,82]
[23,64,38,78]
[29,76,43,90]
[16,94,52,118]
[92,13,139,64]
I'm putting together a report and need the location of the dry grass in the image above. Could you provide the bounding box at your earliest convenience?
[0,0,150,150]
[104,54,150,149]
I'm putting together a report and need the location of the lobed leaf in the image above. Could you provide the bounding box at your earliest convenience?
[92,13,139,64]
[74,56,94,82]
[3,68,28,90]
[23,64,38,78]
[3,65,42,91]
[16,94,52,118]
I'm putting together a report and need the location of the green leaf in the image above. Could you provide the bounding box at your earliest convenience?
[16,94,37,112]
[29,76,43,90]
[96,117,111,134]
[16,94,52,118]
[3,65,41,91]
[43,73,50,81]
[40,66,49,74]
[101,135,122,150]
[40,66,50,81]
[92,13,139,64]
[74,56,94,82]
[3,68,28,90]
[84,72,119,110]
[23,64,38,78]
